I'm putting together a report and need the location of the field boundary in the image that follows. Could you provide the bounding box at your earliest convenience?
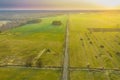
[70,67,120,71]
[88,28,120,32]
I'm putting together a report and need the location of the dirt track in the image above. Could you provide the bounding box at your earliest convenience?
[62,15,69,80]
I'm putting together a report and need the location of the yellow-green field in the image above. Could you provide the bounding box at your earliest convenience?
[69,12,120,80]
[0,67,60,80]
[70,70,120,80]
[0,15,67,67]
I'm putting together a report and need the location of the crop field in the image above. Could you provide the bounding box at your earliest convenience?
[0,67,60,80]
[69,12,120,80]
[70,70,120,80]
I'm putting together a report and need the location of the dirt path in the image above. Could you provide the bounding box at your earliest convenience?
[32,48,47,66]
[62,15,69,80]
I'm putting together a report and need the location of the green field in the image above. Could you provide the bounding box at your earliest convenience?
[70,70,120,80]
[0,15,67,67]
[0,67,60,80]
[69,12,120,68]
[69,12,120,80]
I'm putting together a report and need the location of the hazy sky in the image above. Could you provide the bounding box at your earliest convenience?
[0,0,120,10]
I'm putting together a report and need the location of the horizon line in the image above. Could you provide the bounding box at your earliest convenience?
[0,9,120,11]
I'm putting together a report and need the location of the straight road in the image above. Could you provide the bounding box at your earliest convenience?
[62,15,69,80]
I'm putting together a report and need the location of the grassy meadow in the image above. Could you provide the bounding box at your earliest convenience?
[0,15,67,67]
[69,12,120,80]
[0,67,60,80]
[69,12,120,68]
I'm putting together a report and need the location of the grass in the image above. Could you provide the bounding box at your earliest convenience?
[9,16,65,35]
[0,15,66,80]
[0,15,67,67]
[69,12,120,79]
[69,12,120,68]
[70,70,120,80]
[0,67,60,80]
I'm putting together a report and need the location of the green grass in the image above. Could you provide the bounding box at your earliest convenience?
[70,70,120,80]
[0,67,60,80]
[9,16,65,35]
[0,15,67,67]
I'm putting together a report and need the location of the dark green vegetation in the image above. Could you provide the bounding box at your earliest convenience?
[69,12,120,80]
[70,70,120,80]
[52,21,62,26]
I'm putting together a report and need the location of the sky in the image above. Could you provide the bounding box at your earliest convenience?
[0,0,120,10]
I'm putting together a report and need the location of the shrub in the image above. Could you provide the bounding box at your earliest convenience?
[36,58,43,67]
[118,43,120,45]
[116,52,120,56]
[52,21,62,26]
[25,55,35,67]
[80,38,83,40]
[100,45,104,48]
[89,41,92,44]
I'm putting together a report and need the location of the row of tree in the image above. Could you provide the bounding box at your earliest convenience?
[0,19,33,32]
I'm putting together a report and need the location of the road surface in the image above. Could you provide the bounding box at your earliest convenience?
[62,15,69,80]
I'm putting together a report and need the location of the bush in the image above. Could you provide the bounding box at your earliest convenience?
[25,55,35,67]
[116,52,120,56]
[86,63,90,68]
[89,41,92,44]
[100,45,104,48]
[36,58,43,67]
[52,21,62,26]
[80,38,83,40]
[118,43,120,45]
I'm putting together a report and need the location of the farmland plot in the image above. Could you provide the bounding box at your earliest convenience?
[0,15,67,67]
[70,70,120,80]
[0,67,60,80]
[69,12,120,79]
